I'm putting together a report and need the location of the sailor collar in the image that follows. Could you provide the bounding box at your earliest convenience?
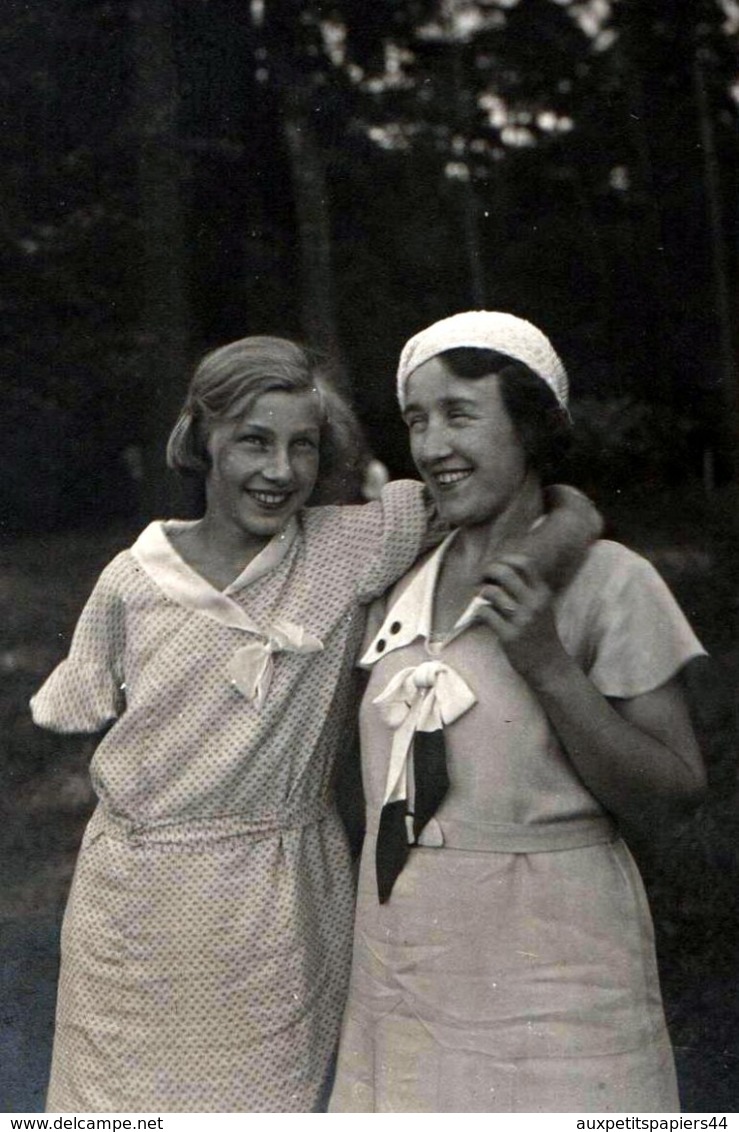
[360,530,488,668]
[131,517,299,633]
[129,518,320,708]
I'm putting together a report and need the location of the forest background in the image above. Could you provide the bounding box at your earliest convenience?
[1,0,739,1113]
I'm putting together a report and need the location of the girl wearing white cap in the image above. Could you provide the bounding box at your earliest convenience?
[30,334,597,1112]
[330,312,705,1113]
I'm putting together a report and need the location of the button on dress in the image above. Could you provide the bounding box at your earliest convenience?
[330,537,706,1113]
[31,482,430,1113]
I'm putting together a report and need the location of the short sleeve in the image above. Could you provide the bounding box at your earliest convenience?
[582,546,706,699]
[30,556,128,733]
[339,480,439,603]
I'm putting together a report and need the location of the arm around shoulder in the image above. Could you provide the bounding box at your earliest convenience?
[499,485,603,593]
[348,479,439,602]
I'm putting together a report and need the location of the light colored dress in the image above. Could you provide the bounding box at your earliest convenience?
[31,481,430,1113]
[330,536,705,1113]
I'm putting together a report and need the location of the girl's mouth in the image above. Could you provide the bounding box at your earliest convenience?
[247,490,292,510]
[432,469,473,489]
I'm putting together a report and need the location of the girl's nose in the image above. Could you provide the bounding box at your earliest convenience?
[263,446,293,484]
[419,421,453,464]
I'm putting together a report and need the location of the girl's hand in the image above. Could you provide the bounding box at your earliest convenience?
[475,553,567,680]
[361,459,390,501]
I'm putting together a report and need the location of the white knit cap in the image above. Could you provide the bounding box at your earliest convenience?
[396,310,569,409]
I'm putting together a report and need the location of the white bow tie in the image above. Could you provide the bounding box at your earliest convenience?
[373,661,476,818]
[228,619,323,708]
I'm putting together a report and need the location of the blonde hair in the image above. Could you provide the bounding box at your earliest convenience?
[167,335,368,501]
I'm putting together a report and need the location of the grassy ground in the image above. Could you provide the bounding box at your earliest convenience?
[1,490,737,1111]
[1,524,134,1111]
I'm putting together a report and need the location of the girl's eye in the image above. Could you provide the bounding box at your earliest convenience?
[406,417,426,433]
[293,437,318,450]
[238,434,268,448]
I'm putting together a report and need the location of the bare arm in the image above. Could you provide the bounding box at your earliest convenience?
[502,485,603,592]
[477,557,705,827]
[523,655,704,822]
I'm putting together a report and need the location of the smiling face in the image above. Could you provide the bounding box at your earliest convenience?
[403,356,530,528]
[204,389,321,547]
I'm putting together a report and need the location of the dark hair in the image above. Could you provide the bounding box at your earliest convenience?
[440,347,572,482]
[166,335,367,500]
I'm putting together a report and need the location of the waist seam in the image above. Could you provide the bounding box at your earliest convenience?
[367,814,617,854]
[89,799,332,845]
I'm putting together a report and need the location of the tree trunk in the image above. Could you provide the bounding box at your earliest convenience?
[609,36,674,405]
[457,178,486,307]
[693,44,739,486]
[129,0,191,516]
[280,82,346,391]
[449,32,486,306]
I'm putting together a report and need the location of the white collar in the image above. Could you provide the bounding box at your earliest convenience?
[130,518,298,634]
[360,530,486,668]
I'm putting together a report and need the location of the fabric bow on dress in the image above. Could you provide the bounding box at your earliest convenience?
[373,660,476,902]
[228,619,323,708]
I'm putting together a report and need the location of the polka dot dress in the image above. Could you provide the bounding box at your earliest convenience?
[31,482,430,1113]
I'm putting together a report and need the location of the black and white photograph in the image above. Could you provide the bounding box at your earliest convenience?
[1,0,738,1116]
